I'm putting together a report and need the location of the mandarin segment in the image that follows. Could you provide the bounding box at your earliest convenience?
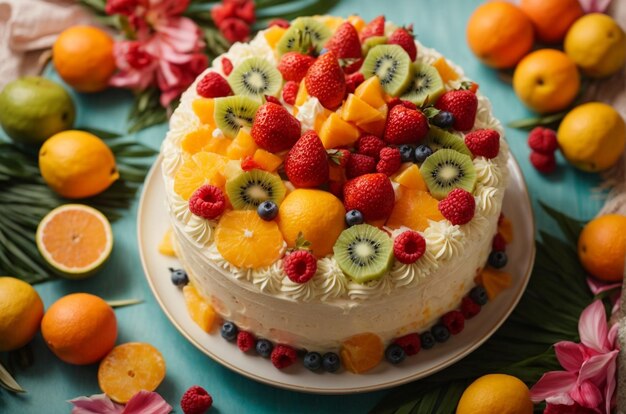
[264,26,287,49]
[319,113,361,149]
[432,57,460,84]
[340,332,384,374]
[392,163,427,191]
[226,128,258,160]
[173,152,226,200]
[354,76,387,109]
[386,189,444,231]
[183,285,218,332]
[253,149,283,172]
[158,228,176,257]
[192,98,216,126]
[480,268,513,299]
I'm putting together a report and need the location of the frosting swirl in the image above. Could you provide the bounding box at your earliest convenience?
[313,258,349,301]
[281,275,317,301]
[184,215,214,246]
[252,261,284,294]
[347,276,393,300]
[295,97,324,133]
[171,194,193,224]
[423,220,464,261]
[474,157,501,188]
[475,186,501,217]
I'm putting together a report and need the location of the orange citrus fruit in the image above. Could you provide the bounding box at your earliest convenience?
[277,189,346,258]
[578,214,626,282]
[0,277,44,351]
[466,1,534,69]
[456,374,533,414]
[341,332,384,374]
[386,189,444,231]
[41,293,117,365]
[513,49,580,114]
[520,0,583,44]
[215,210,284,268]
[36,204,113,279]
[98,342,166,403]
[173,152,227,200]
[52,26,116,93]
[183,284,218,332]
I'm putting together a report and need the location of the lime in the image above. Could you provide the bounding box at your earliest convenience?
[0,277,44,351]
[0,77,75,145]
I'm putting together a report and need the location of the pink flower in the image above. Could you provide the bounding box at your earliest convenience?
[530,300,619,414]
[578,0,613,13]
[211,0,255,43]
[219,18,251,43]
[68,391,171,414]
[545,402,599,413]
[105,0,141,16]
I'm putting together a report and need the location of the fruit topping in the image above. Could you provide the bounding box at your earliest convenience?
[189,185,226,220]
[432,57,460,84]
[283,250,317,283]
[423,126,471,156]
[255,339,273,358]
[385,343,406,364]
[492,233,507,252]
[393,230,426,264]
[388,27,417,61]
[196,72,233,98]
[357,135,386,159]
[214,95,260,139]
[251,102,301,152]
[465,129,500,159]
[469,285,488,306]
[237,331,256,352]
[431,323,450,343]
[480,268,513,300]
[322,352,341,373]
[441,310,465,335]
[257,200,278,221]
[438,188,476,225]
[271,344,298,369]
[361,44,412,97]
[345,209,365,227]
[394,333,421,356]
[392,163,427,191]
[328,148,351,167]
[400,63,445,106]
[528,127,558,154]
[281,80,299,105]
[386,189,444,232]
[354,76,387,109]
[173,152,226,201]
[414,145,433,163]
[488,251,508,269]
[360,15,385,42]
[325,21,362,59]
[170,268,189,287]
[341,332,384,374]
[346,153,376,178]
[305,52,346,110]
[376,147,402,176]
[430,111,455,129]
[226,128,257,160]
[159,229,176,257]
[399,145,414,162]
[461,296,481,319]
[435,89,478,132]
[341,94,386,134]
[345,72,365,93]
[318,113,361,149]
[284,131,330,188]
[277,17,331,55]
[303,351,323,371]
[226,169,286,210]
[220,321,238,341]
[278,52,316,83]
[221,56,233,76]
[183,285,216,333]
[383,104,429,144]
[333,224,393,283]
[530,151,557,174]
[252,148,283,172]
[420,332,436,350]
[180,386,213,414]
[421,149,477,200]
[343,173,395,221]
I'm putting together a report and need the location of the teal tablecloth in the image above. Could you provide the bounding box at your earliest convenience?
[1,0,605,412]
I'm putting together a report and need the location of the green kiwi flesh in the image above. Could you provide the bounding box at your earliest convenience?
[226,169,286,210]
[214,96,260,139]
[228,57,282,98]
[420,148,476,200]
[360,44,412,97]
[423,126,472,157]
[400,62,445,106]
[361,35,387,56]
[276,17,331,55]
[333,224,393,283]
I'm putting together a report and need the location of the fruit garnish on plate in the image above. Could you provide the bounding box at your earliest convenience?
[183,285,218,332]
[341,332,384,374]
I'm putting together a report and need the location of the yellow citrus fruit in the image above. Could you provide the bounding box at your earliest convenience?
[341,332,384,374]
[565,13,626,79]
[557,102,626,172]
[277,189,346,258]
[456,374,533,414]
[98,342,166,403]
[41,293,117,365]
[513,49,580,114]
[0,277,44,351]
[52,26,116,93]
[466,1,534,69]
[519,0,583,43]
[578,214,626,282]
[173,152,227,200]
[36,204,113,279]
[39,130,118,198]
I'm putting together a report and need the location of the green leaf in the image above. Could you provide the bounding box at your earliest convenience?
[0,361,25,393]
[106,298,144,308]
[507,111,568,130]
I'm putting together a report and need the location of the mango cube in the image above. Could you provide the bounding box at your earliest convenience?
[226,128,258,160]
[183,285,217,333]
[319,113,361,149]
[432,57,460,84]
[264,26,287,49]
[355,77,387,109]
[393,163,427,191]
[253,149,283,172]
[192,98,216,127]
[295,81,309,109]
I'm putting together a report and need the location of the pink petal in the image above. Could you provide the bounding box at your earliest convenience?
[148,0,189,16]
[578,350,619,386]
[586,278,621,295]
[531,371,577,403]
[68,394,124,414]
[555,341,586,372]
[571,380,603,409]
[122,391,172,414]
[579,301,608,353]
[604,352,617,414]
[578,0,613,13]
[154,17,202,54]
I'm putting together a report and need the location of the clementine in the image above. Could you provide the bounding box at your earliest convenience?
[520,0,584,44]
[578,214,626,282]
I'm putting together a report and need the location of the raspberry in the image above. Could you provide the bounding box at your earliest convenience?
[188,185,226,219]
[461,296,481,319]
[283,250,317,283]
[376,147,402,176]
[270,344,298,369]
[241,155,262,171]
[438,189,476,225]
[196,72,232,98]
[180,385,213,414]
[393,333,421,356]
[282,81,299,105]
[264,95,282,106]
[221,56,233,76]
[492,233,506,252]
[528,127,558,154]
[357,135,386,159]
[441,310,465,335]
[393,230,426,264]
[237,331,256,352]
[268,18,290,28]
[464,129,500,159]
[346,153,376,178]
[345,72,365,94]
[530,151,557,174]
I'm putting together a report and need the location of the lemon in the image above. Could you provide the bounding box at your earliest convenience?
[39,130,119,199]
[456,374,533,414]
[557,102,626,172]
[0,77,75,145]
[565,13,626,78]
[0,277,44,351]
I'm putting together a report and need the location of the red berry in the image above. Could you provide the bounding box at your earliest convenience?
[438,188,476,225]
[343,57,364,74]
[189,185,226,219]
[325,22,362,59]
[393,230,426,264]
[284,131,330,187]
[346,153,376,178]
[528,127,558,154]
[196,72,233,98]
[265,95,282,106]
[329,180,345,199]
[237,331,256,352]
[435,90,478,132]
[218,18,251,43]
[357,135,386,159]
[387,97,402,110]
[234,0,255,25]
[278,52,316,83]
[270,344,298,369]
[345,72,365,94]
[376,147,402,176]
[383,105,429,144]
[221,56,233,76]
[401,100,418,110]
[305,52,346,110]
[393,333,421,356]
[180,385,213,414]
[461,297,481,319]
[441,310,465,335]
[283,250,317,283]
[268,18,290,28]
[343,173,395,221]
[282,80,299,105]
[492,233,506,252]
[360,15,385,41]
[388,27,417,61]
[328,148,351,167]
[241,155,262,171]
[251,102,301,153]
[465,129,500,159]
[530,151,557,174]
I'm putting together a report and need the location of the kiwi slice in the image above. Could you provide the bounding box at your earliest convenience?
[420,149,476,200]
[214,96,260,138]
[423,126,472,157]
[226,169,286,210]
[361,35,387,56]
[360,44,412,97]
[333,224,394,284]
[276,17,331,55]
[228,57,282,98]
[400,63,445,106]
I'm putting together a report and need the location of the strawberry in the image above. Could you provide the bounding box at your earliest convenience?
[342,57,364,74]
[221,57,234,76]
[251,102,301,153]
[345,72,365,94]
[278,52,316,83]
[304,52,346,110]
[282,81,299,105]
[284,131,330,188]
[264,95,282,106]
[196,72,233,98]
[268,18,290,28]
[241,155,262,171]
[343,173,395,221]
[383,105,429,144]
[360,15,385,42]
[388,27,417,61]
[325,22,362,59]
[435,90,478,132]
[328,148,351,167]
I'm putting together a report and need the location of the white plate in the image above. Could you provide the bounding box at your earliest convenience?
[137,155,535,394]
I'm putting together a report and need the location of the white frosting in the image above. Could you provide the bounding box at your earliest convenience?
[295,97,324,133]
[222,35,276,68]
[476,186,502,217]
[281,275,317,301]
[313,258,349,301]
[252,261,284,294]
[423,220,465,261]
[184,215,214,247]
[474,157,501,188]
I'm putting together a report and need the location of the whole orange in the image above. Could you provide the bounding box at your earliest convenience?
[466,1,534,69]
[578,214,626,282]
[520,0,584,44]
[41,293,117,365]
[52,26,116,93]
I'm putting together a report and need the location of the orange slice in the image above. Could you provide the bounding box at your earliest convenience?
[183,285,218,332]
[36,204,113,279]
[386,189,444,231]
[479,268,513,299]
[173,152,226,200]
[158,228,176,257]
[498,216,514,243]
[341,332,384,374]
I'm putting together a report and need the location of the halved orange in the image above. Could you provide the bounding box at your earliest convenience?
[36,204,113,279]
[341,332,384,374]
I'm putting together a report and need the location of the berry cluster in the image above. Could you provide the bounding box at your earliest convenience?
[528,127,559,174]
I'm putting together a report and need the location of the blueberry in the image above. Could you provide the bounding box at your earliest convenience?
[322,352,340,373]
[385,344,406,364]
[414,145,433,163]
[488,251,508,269]
[420,332,436,350]
[255,339,273,358]
[319,48,329,55]
[257,201,278,221]
[399,145,414,163]
[431,324,450,343]
[345,210,364,227]
[469,286,488,306]
[169,268,189,287]
[303,352,322,371]
[220,321,238,342]
[431,111,455,128]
